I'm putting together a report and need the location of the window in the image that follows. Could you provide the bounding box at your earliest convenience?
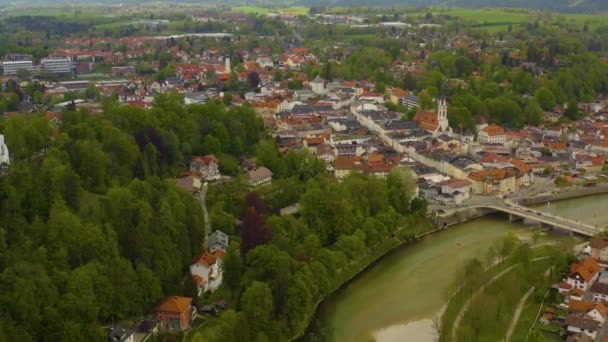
[170,317,180,330]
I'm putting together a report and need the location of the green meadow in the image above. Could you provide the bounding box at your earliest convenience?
[231,5,309,16]
[412,8,608,31]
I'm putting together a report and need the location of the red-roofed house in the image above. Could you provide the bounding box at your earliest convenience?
[440,179,472,202]
[359,92,386,104]
[154,296,194,331]
[567,258,601,291]
[478,125,506,144]
[189,155,220,181]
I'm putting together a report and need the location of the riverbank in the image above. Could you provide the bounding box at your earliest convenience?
[440,245,559,342]
[295,215,435,341]
[518,182,608,206]
[302,217,535,342]
[302,193,608,342]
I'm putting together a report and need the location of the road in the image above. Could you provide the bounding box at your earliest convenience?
[199,182,211,236]
[505,266,552,342]
[452,257,551,342]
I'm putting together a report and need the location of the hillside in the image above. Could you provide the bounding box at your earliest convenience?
[0,0,607,13]
[300,0,608,13]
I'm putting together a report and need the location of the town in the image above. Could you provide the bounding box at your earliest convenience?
[1,2,608,342]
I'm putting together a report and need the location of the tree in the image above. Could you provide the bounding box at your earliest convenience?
[240,193,272,256]
[525,100,543,126]
[247,71,261,89]
[223,244,242,297]
[534,87,556,111]
[241,281,273,337]
[564,100,579,121]
[223,93,233,106]
[386,168,416,214]
[16,68,31,82]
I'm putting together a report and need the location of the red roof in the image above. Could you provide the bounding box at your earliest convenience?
[440,179,472,188]
[155,296,192,314]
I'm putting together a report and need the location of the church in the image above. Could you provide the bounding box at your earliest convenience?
[413,98,453,137]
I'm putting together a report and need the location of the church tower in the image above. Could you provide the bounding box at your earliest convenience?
[225,55,231,74]
[437,98,450,132]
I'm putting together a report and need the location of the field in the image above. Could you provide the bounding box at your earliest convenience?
[231,5,309,16]
[409,8,608,32]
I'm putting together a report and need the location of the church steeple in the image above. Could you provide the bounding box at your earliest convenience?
[437,97,450,133]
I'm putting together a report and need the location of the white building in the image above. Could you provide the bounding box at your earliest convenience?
[478,125,506,144]
[2,60,34,75]
[310,75,326,95]
[0,134,9,166]
[41,57,72,75]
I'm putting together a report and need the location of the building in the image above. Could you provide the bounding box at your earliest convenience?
[468,168,517,196]
[565,315,600,340]
[412,99,452,136]
[401,94,419,109]
[478,125,506,144]
[247,167,273,187]
[112,66,136,76]
[440,179,472,201]
[567,258,601,291]
[2,60,34,75]
[41,57,72,75]
[294,89,314,101]
[207,230,229,253]
[0,134,9,166]
[154,296,195,331]
[189,155,220,181]
[590,281,608,303]
[190,250,225,295]
[108,325,134,342]
[590,238,608,266]
[310,75,325,95]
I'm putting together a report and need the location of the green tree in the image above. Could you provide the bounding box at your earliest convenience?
[223,244,242,297]
[241,281,274,337]
[534,87,556,111]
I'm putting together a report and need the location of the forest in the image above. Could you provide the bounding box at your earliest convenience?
[0,94,263,341]
[0,92,427,342]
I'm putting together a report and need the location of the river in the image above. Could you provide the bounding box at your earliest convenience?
[305,194,608,342]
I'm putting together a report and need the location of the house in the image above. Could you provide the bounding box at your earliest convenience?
[0,134,10,166]
[566,333,593,342]
[591,281,608,302]
[590,238,608,266]
[359,92,386,104]
[154,296,195,331]
[401,94,419,109]
[585,302,607,323]
[440,179,471,202]
[175,173,203,194]
[247,167,273,187]
[468,168,518,196]
[565,315,600,340]
[108,325,134,342]
[567,258,601,291]
[189,155,220,181]
[478,125,506,144]
[207,230,229,253]
[294,89,314,101]
[390,87,408,105]
[310,75,325,94]
[190,250,225,295]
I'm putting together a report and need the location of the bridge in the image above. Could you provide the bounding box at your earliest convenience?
[436,198,599,237]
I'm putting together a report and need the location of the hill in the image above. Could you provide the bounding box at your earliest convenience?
[300,0,608,13]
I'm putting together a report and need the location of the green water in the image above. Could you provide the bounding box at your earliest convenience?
[307,194,608,342]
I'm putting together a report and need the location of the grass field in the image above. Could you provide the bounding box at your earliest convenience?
[410,8,608,32]
[232,5,309,16]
